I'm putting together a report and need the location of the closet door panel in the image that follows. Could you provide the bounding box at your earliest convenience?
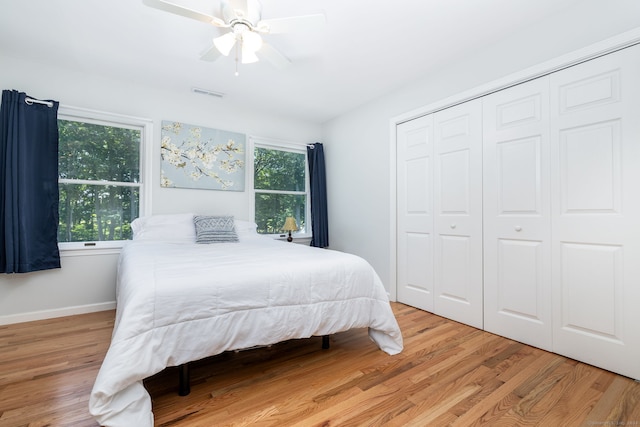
[483,77,552,350]
[551,44,640,380]
[497,136,542,215]
[397,115,434,311]
[439,235,472,302]
[433,99,483,328]
[403,232,432,299]
[560,243,621,336]
[496,239,544,320]
[560,122,620,214]
[439,150,470,214]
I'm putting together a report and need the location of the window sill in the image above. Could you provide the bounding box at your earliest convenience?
[58,241,126,257]
[274,236,312,245]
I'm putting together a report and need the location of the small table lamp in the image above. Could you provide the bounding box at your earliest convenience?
[281,217,299,242]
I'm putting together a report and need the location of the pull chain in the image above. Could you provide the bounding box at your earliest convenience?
[235,41,240,76]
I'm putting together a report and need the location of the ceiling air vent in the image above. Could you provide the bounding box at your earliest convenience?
[191,87,225,98]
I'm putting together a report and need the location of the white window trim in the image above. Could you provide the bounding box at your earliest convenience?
[248,136,312,239]
[57,105,153,255]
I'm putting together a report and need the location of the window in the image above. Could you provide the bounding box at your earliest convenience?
[57,107,151,251]
[252,140,310,236]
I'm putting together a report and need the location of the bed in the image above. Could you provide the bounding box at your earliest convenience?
[89,214,403,427]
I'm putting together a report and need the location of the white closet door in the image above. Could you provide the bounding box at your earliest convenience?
[397,115,434,312]
[433,99,483,328]
[550,44,640,380]
[483,77,553,350]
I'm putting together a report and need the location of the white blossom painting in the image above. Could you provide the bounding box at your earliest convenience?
[160,121,245,191]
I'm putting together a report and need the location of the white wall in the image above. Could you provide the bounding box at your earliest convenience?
[0,54,321,323]
[4,0,640,323]
[322,1,640,294]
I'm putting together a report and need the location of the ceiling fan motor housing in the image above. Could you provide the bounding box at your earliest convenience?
[221,0,262,27]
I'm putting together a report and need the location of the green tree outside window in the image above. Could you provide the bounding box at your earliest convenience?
[254,146,307,235]
[58,119,141,243]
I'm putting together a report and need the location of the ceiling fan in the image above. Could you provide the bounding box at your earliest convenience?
[142,0,325,73]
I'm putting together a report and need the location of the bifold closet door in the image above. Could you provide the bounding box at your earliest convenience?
[483,77,553,351]
[550,44,640,380]
[432,99,483,328]
[397,101,483,327]
[397,115,434,312]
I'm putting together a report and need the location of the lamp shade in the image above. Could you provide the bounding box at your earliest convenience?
[242,30,263,53]
[241,48,259,64]
[213,32,237,56]
[282,217,299,232]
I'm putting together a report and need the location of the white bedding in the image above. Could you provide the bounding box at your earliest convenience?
[89,236,403,426]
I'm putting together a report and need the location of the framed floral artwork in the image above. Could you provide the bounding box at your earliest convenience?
[160,121,245,191]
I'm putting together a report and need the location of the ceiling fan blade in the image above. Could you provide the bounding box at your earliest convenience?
[229,0,249,13]
[143,0,226,27]
[256,13,326,34]
[220,0,263,25]
[258,42,292,70]
[200,44,223,62]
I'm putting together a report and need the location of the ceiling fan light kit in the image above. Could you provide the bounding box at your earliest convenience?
[142,0,325,75]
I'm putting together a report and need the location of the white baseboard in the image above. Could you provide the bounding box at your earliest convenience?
[0,301,116,326]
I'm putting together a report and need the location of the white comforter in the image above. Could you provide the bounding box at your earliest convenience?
[89,237,403,426]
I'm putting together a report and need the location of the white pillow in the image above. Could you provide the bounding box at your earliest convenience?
[131,213,196,242]
[234,219,258,236]
[130,215,258,242]
[233,218,263,241]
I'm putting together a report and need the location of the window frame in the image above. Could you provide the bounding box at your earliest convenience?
[57,105,153,255]
[249,136,312,239]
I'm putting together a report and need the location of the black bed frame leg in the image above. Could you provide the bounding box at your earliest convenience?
[322,335,330,349]
[179,337,327,396]
[178,363,191,396]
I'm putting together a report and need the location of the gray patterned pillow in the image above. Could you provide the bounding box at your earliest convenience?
[193,215,239,243]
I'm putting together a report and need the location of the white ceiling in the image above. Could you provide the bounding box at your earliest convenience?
[0,0,637,123]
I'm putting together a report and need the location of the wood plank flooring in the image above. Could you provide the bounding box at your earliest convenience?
[1,303,639,426]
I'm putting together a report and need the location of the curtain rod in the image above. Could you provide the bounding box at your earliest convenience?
[25,97,53,108]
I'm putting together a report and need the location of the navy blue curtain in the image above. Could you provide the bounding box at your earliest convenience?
[1,90,61,273]
[307,142,329,248]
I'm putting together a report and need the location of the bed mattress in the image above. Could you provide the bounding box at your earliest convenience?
[89,236,403,426]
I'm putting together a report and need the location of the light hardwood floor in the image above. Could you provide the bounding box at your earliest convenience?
[1,303,639,426]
